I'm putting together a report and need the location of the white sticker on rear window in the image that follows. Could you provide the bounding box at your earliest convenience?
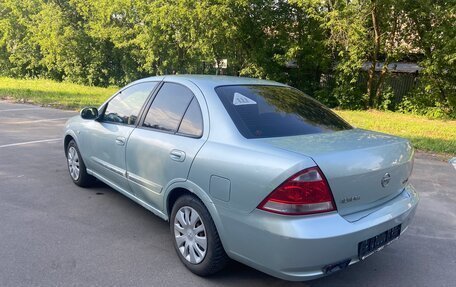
[233,92,257,105]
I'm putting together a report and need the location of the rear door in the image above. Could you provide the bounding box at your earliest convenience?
[80,82,158,191]
[125,81,208,212]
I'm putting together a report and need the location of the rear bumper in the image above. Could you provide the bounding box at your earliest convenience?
[218,184,419,281]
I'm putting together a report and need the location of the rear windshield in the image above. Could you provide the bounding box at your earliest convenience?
[215,85,352,139]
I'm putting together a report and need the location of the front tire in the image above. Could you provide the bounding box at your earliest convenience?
[170,194,229,276]
[66,139,95,187]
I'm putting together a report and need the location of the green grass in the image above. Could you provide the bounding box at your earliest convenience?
[0,77,117,109]
[336,110,456,156]
[0,77,454,156]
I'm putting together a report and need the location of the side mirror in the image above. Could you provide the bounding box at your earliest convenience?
[80,107,99,120]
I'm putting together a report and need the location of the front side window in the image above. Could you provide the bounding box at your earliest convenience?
[103,82,157,125]
[143,83,194,133]
[215,85,352,139]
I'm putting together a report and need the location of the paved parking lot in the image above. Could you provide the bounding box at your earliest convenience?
[0,101,455,287]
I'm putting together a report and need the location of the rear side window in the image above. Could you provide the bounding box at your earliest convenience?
[103,82,157,125]
[143,83,194,133]
[177,97,203,137]
[215,85,352,139]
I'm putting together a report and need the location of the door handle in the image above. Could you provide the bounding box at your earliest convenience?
[169,149,186,162]
[115,136,126,146]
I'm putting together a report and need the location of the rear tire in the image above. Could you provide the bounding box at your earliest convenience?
[170,194,229,276]
[66,139,95,187]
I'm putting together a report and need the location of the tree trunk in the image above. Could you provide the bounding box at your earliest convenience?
[375,65,388,105]
[367,65,376,108]
[367,0,381,108]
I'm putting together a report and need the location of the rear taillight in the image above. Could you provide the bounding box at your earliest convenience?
[258,167,336,215]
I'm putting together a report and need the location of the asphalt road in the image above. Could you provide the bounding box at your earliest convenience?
[0,101,455,287]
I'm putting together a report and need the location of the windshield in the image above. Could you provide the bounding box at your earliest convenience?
[215,85,352,139]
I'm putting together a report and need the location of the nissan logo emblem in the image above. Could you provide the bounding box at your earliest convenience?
[381,173,391,188]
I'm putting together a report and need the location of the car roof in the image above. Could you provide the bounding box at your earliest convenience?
[134,74,288,89]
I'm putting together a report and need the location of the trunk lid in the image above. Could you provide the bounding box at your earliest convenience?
[256,129,414,217]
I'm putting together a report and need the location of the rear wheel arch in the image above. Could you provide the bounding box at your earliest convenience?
[167,187,193,218]
[166,185,213,218]
[164,183,230,251]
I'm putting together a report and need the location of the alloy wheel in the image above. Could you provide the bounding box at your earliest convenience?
[67,146,80,180]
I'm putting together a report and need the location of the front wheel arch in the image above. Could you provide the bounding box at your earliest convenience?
[64,135,74,156]
[65,139,95,187]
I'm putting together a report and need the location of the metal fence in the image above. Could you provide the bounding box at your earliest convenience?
[321,71,419,104]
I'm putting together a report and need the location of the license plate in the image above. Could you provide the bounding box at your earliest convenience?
[358,224,401,260]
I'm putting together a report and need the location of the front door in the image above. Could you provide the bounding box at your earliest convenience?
[80,81,158,192]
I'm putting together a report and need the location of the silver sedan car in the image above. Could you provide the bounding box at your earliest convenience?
[63,75,418,281]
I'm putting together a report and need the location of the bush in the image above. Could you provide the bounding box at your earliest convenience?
[398,86,456,119]
[378,86,395,111]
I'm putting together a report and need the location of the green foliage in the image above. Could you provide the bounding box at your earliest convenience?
[400,0,456,116]
[0,0,43,77]
[378,86,394,111]
[321,0,370,108]
[398,89,456,120]
[0,0,454,117]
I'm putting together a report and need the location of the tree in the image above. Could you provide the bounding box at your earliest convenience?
[0,0,43,77]
[0,0,454,116]
[322,0,413,108]
[403,0,456,114]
